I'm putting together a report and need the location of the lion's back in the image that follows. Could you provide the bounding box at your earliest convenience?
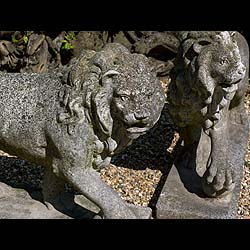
[0,72,62,160]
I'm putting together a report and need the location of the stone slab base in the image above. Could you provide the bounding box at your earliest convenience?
[156,108,248,219]
[156,165,239,219]
[0,182,152,219]
[0,182,103,219]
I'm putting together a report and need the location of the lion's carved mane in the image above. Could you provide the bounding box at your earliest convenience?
[57,43,165,170]
[168,31,248,198]
[168,31,246,130]
[0,42,165,219]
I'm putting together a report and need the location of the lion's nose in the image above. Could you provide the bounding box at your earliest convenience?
[134,113,149,124]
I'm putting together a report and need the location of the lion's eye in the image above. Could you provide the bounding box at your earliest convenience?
[120,94,130,102]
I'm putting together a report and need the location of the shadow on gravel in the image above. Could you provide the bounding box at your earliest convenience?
[111,103,181,213]
[0,155,44,200]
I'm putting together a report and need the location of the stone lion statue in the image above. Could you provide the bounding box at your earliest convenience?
[0,43,165,218]
[168,31,249,198]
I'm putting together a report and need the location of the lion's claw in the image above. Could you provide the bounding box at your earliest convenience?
[202,164,235,197]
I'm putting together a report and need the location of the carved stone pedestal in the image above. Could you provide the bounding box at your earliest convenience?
[156,165,240,219]
[156,110,249,219]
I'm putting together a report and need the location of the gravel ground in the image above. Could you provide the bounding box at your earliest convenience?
[0,78,249,219]
[237,86,250,219]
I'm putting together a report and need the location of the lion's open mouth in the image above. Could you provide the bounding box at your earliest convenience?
[221,82,239,93]
[220,78,242,89]
[126,127,149,139]
[233,78,243,85]
[126,127,148,134]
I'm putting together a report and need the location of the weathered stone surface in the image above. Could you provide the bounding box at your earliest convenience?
[0,182,152,219]
[156,111,248,218]
[0,182,70,219]
[0,42,165,219]
[157,31,249,218]
[156,166,235,219]
[167,31,249,199]
[0,181,104,219]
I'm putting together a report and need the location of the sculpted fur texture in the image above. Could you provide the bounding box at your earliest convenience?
[168,31,249,197]
[58,43,165,169]
[0,43,165,218]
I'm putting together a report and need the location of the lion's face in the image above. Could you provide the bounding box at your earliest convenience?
[194,32,247,114]
[112,74,164,132]
[65,42,165,157]
[198,32,246,89]
[207,41,246,86]
[108,53,165,153]
[168,31,247,129]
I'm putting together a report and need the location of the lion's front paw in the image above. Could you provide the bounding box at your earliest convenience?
[202,162,235,197]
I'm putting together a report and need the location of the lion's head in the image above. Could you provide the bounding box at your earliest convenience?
[59,42,165,167]
[168,31,247,129]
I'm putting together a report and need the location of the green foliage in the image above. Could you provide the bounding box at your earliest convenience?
[23,35,29,44]
[61,32,76,51]
[11,35,19,44]
[61,40,74,50]
[11,34,29,44]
